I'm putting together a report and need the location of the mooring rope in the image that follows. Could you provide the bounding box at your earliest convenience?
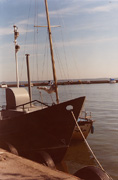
[71,111,113,180]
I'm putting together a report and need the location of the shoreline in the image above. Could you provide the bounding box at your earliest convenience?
[0,79,117,88]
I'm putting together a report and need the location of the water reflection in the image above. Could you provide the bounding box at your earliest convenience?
[63,140,96,174]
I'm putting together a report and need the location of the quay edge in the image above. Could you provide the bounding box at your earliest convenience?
[0,148,112,180]
[0,148,81,180]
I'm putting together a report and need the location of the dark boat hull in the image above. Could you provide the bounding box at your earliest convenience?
[0,96,85,164]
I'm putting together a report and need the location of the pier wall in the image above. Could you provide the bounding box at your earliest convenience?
[0,148,81,180]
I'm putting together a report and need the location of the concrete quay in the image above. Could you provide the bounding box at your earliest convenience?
[0,148,81,180]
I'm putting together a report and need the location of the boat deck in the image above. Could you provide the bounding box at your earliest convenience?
[0,105,45,120]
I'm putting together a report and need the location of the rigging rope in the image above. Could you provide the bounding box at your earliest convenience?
[71,110,113,180]
[19,0,32,81]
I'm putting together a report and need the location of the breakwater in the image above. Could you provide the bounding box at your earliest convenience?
[0,79,118,88]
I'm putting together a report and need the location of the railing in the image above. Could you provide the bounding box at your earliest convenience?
[16,100,50,111]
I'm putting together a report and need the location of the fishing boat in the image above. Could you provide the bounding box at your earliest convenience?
[0,0,85,167]
[109,78,116,83]
[72,111,94,141]
[0,82,8,88]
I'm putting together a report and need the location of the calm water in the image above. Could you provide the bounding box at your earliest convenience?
[0,83,118,179]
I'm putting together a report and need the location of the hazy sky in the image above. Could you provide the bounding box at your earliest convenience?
[0,0,118,82]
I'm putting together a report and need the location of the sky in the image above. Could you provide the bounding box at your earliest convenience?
[0,0,118,82]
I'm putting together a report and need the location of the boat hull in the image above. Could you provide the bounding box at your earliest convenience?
[0,96,85,164]
[72,121,93,141]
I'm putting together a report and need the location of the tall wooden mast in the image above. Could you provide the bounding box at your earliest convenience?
[44,0,59,104]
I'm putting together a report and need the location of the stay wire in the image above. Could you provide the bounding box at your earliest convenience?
[19,0,32,81]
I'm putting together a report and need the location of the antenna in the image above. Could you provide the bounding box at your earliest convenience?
[13,25,20,87]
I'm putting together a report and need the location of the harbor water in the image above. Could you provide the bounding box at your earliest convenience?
[0,83,118,179]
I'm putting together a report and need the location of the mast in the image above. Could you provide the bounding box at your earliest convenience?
[13,25,20,88]
[44,0,59,104]
[26,54,32,105]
